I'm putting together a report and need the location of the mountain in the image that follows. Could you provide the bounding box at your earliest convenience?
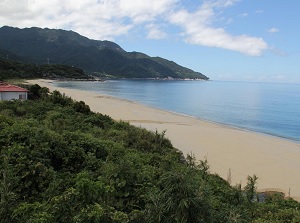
[0,26,208,80]
[0,26,209,80]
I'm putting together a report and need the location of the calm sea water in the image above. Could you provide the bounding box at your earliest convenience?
[54,80,300,142]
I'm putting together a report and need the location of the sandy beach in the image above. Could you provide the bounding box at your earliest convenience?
[27,79,300,200]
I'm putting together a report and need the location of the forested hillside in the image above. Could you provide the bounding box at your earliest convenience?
[0,86,300,223]
[0,26,208,80]
[0,59,90,80]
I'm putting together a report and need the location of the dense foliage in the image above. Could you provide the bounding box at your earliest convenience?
[0,59,90,80]
[0,26,208,80]
[1,87,299,222]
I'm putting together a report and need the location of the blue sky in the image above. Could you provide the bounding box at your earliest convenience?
[0,0,299,83]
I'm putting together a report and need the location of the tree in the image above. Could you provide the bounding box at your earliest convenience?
[147,167,212,223]
[244,175,258,203]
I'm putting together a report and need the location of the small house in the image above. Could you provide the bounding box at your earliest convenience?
[0,82,28,100]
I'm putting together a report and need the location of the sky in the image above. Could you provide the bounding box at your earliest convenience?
[0,0,299,83]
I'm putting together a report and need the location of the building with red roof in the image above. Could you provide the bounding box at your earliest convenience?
[0,82,28,100]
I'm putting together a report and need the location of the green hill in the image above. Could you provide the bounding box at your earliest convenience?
[0,26,208,80]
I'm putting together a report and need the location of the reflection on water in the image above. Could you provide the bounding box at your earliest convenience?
[54,80,300,142]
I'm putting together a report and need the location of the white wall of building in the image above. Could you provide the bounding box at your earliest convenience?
[0,92,28,100]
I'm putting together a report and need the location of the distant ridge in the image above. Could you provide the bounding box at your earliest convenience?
[0,26,209,80]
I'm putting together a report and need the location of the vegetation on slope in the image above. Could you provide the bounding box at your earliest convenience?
[0,86,300,222]
[0,59,91,80]
[0,26,208,80]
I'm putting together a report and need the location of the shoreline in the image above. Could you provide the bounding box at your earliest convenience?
[26,79,300,200]
[132,103,300,144]
[51,79,300,144]
[52,79,300,144]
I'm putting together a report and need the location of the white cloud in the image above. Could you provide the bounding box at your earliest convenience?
[268,27,279,33]
[243,74,290,83]
[255,9,264,14]
[168,1,268,56]
[118,0,177,23]
[270,47,286,57]
[146,24,167,40]
[239,12,248,17]
[202,0,240,8]
[0,0,269,55]
[0,0,178,40]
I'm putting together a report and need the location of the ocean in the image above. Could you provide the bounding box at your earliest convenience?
[53,80,300,142]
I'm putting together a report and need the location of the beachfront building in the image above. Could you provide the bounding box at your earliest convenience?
[0,82,28,100]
